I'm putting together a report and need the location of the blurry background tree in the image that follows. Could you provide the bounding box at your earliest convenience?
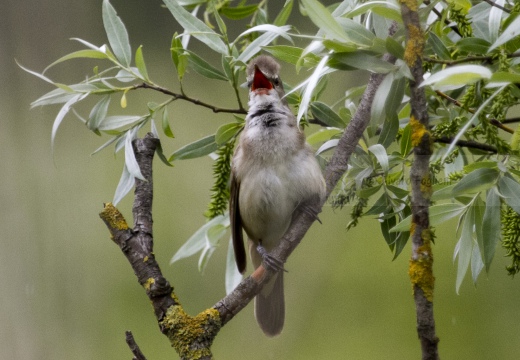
[5,0,520,359]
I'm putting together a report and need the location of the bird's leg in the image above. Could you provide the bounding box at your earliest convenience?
[256,242,287,273]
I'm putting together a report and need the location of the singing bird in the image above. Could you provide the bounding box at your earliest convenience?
[230,55,326,336]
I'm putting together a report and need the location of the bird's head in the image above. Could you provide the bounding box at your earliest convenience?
[246,55,286,102]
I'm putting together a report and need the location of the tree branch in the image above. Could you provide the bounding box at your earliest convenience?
[125,331,147,360]
[100,134,219,360]
[483,0,510,13]
[424,52,520,65]
[401,1,439,359]
[434,136,498,153]
[435,90,515,134]
[132,82,247,114]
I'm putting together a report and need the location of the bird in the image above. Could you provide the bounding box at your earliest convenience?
[230,55,326,336]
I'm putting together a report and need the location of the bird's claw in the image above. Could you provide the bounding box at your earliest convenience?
[256,244,287,273]
[302,205,322,224]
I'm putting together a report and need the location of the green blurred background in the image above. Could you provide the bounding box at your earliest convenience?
[2,0,520,359]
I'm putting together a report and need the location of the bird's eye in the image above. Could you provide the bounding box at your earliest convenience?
[273,77,280,86]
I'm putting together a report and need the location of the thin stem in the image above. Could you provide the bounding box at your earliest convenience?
[483,0,510,13]
[132,82,247,114]
[424,52,520,65]
[435,90,515,134]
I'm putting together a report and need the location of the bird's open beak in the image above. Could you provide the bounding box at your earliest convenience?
[251,65,273,93]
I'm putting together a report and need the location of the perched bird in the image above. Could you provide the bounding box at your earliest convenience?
[230,55,326,336]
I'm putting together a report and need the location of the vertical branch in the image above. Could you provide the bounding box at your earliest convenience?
[400,1,439,359]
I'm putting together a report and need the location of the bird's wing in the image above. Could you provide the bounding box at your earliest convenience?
[230,171,246,273]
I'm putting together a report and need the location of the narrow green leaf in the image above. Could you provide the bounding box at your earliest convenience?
[198,224,226,272]
[185,51,228,81]
[124,128,145,180]
[43,50,108,73]
[163,0,227,55]
[219,4,258,19]
[262,45,319,67]
[113,164,135,205]
[31,88,78,107]
[498,175,520,213]
[98,115,142,131]
[400,123,413,156]
[364,193,390,216]
[489,0,506,44]
[456,37,490,54]
[162,107,175,138]
[455,210,473,293]
[420,65,492,90]
[347,1,401,20]
[170,134,218,161]
[368,144,389,173]
[215,122,242,145]
[335,18,376,47]
[274,0,293,26]
[301,0,348,42]
[170,214,228,264]
[451,168,499,196]
[91,134,122,156]
[226,237,243,294]
[482,188,501,271]
[236,26,292,63]
[51,93,88,151]
[310,102,346,128]
[88,95,111,132]
[381,215,398,245]
[371,73,394,132]
[306,128,342,145]
[102,0,132,66]
[490,71,520,84]
[390,203,466,232]
[378,114,399,148]
[135,46,149,81]
[428,33,451,60]
[385,38,404,61]
[463,161,498,173]
[18,62,73,92]
[330,52,396,73]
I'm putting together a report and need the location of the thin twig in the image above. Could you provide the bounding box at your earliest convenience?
[424,52,520,65]
[133,82,247,114]
[424,0,462,37]
[435,90,515,134]
[435,136,497,153]
[483,0,510,13]
[125,331,147,360]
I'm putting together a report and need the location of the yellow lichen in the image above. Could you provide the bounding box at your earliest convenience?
[410,115,428,147]
[143,255,149,262]
[404,23,424,67]
[143,278,155,291]
[399,0,418,12]
[160,306,221,359]
[409,229,435,302]
[99,202,129,230]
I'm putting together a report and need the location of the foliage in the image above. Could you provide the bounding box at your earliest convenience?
[23,0,520,292]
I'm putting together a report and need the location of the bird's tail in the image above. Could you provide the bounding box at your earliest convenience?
[255,271,285,337]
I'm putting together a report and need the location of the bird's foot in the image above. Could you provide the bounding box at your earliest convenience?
[256,244,287,273]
